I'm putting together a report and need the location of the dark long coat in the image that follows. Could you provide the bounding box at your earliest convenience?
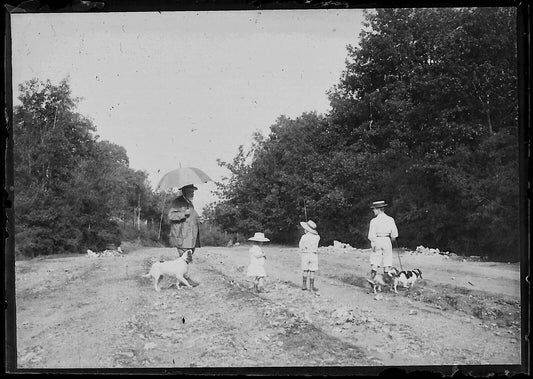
[168,195,201,249]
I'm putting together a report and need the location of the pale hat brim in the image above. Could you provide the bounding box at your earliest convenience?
[370,201,388,209]
[248,237,270,242]
[300,221,318,234]
[248,234,270,242]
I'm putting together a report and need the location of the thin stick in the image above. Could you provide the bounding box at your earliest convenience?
[158,191,167,240]
[395,240,403,271]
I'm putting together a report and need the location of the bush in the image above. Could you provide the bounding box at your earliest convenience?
[119,222,163,247]
[15,225,84,258]
[200,224,234,247]
[82,220,122,251]
[15,227,53,258]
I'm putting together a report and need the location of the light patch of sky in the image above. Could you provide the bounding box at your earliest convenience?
[11,9,366,212]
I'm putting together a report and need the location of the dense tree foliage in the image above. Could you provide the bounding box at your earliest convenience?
[211,7,519,260]
[13,78,164,257]
[213,115,338,243]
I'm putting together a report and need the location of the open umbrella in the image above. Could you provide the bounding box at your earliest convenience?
[156,167,212,192]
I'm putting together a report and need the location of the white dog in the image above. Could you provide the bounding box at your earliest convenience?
[142,255,191,292]
[366,270,396,294]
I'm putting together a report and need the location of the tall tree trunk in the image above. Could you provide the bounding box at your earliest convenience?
[27,151,31,175]
[485,98,493,134]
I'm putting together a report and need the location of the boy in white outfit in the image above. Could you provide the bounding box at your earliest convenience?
[298,220,321,292]
[368,201,398,281]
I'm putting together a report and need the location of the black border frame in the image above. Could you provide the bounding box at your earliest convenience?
[3,0,529,376]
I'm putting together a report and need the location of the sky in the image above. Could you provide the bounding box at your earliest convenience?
[11,9,366,211]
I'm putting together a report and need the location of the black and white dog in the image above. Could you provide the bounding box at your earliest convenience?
[388,267,423,294]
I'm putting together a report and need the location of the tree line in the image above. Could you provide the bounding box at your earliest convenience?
[11,77,240,258]
[12,78,167,257]
[12,7,520,261]
[208,7,520,261]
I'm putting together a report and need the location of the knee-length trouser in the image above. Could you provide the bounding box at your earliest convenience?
[301,252,318,271]
[370,237,392,268]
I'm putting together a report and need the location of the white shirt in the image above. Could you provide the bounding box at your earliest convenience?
[299,232,320,253]
[249,245,265,259]
[368,212,398,242]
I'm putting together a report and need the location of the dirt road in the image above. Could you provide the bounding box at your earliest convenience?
[14,244,522,372]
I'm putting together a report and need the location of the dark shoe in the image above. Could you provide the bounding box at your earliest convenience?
[187,278,200,287]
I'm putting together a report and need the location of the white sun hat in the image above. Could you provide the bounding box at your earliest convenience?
[300,220,318,234]
[248,232,270,242]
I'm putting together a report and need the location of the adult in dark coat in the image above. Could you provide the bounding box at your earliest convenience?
[168,184,201,286]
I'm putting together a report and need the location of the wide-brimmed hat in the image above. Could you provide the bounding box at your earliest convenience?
[179,184,198,191]
[300,220,318,234]
[248,232,270,242]
[370,200,388,209]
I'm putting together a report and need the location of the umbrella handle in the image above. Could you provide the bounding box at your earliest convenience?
[158,192,167,240]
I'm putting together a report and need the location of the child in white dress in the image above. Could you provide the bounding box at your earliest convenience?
[246,232,270,292]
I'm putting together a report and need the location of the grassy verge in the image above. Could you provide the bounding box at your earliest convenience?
[333,272,520,327]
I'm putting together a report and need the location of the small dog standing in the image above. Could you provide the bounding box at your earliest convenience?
[142,254,192,292]
[391,268,423,294]
[366,270,396,294]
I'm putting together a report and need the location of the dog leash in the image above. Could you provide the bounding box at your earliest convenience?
[394,239,403,271]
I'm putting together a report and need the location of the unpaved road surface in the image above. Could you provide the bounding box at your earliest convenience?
[14,245,522,371]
